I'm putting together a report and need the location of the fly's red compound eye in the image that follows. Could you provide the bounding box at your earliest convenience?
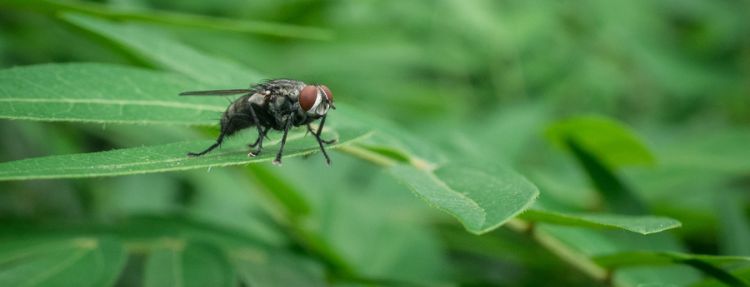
[299,85,319,112]
[319,85,333,103]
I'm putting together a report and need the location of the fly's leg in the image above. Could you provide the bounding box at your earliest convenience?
[248,126,269,148]
[307,123,332,165]
[187,133,225,157]
[247,105,265,157]
[188,117,235,156]
[273,112,295,165]
[308,115,336,145]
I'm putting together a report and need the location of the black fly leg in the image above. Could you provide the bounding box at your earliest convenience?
[187,133,225,157]
[309,115,336,144]
[273,112,295,165]
[188,117,236,156]
[248,126,269,148]
[247,105,265,157]
[307,124,332,165]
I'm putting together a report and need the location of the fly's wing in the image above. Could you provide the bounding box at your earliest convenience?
[179,89,252,96]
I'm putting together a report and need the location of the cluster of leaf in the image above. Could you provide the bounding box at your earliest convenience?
[0,0,749,286]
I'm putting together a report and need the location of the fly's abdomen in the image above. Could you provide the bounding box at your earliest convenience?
[219,101,255,136]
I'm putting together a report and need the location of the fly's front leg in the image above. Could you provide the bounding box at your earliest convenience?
[308,115,336,145]
[307,123,332,165]
[273,112,295,165]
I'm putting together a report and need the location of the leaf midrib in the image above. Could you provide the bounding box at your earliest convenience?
[0,98,225,112]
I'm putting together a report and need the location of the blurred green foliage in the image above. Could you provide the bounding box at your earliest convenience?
[1,0,749,286]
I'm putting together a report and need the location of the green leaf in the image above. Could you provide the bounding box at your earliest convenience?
[593,251,750,287]
[593,251,750,269]
[144,240,234,287]
[231,248,326,287]
[0,125,371,181]
[546,115,655,168]
[717,189,750,256]
[246,165,312,220]
[62,13,263,87]
[0,63,220,125]
[390,163,539,234]
[0,236,126,287]
[695,268,750,287]
[657,128,750,174]
[521,209,682,234]
[537,225,702,286]
[6,0,332,40]
[567,138,648,214]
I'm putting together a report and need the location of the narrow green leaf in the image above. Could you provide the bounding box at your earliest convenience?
[0,63,220,125]
[594,251,750,287]
[0,237,126,287]
[546,115,655,168]
[62,13,263,87]
[695,268,750,287]
[391,163,539,234]
[594,251,750,269]
[521,209,681,234]
[6,0,332,40]
[0,126,370,181]
[144,240,234,287]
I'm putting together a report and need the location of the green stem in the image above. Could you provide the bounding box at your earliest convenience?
[506,219,612,285]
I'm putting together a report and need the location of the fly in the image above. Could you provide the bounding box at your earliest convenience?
[180,79,336,165]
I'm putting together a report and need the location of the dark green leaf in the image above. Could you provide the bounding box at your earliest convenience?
[567,138,648,214]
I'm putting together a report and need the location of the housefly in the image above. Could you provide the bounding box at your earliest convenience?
[180,79,336,165]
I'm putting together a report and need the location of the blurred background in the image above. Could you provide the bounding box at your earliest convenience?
[0,0,749,286]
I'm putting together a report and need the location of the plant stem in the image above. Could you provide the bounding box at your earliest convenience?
[506,218,613,285]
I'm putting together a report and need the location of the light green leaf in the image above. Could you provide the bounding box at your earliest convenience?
[144,240,234,287]
[391,163,538,234]
[546,115,655,168]
[0,125,370,181]
[0,237,126,287]
[521,209,681,234]
[0,63,220,125]
[62,13,263,87]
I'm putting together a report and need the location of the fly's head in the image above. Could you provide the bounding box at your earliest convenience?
[299,85,335,118]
